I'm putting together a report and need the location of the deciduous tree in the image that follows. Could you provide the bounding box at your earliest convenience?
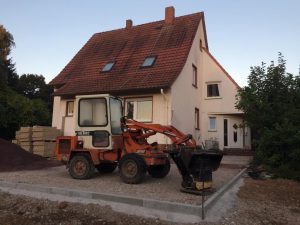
[236,53,300,181]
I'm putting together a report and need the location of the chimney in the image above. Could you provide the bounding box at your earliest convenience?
[126,19,133,29]
[165,6,175,24]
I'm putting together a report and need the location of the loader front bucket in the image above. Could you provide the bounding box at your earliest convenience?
[169,147,223,194]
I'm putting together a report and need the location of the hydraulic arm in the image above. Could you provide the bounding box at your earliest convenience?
[122,118,223,193]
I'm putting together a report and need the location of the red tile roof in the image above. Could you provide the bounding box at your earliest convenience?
[49,13,203,96]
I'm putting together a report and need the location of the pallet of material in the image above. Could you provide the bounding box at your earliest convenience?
[11,139,19,145]
[20,141,33,153]
[32,126,60,132]
[15,129,32,141]
[19,127,32,133]
[33,141,56,157]
[32,126,62,141]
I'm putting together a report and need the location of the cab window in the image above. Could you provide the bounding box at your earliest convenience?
[110,98,123,135]
[79,98,107,126]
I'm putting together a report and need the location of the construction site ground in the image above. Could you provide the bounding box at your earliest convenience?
[0,156,250,205]
[0,177,299,225]
[2,139,298,224]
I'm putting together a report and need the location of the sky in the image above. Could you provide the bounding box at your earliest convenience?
[1,0,300,87]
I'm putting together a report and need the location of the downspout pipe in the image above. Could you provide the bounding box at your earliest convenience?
[161,88,169,145]
[160,88,169,124]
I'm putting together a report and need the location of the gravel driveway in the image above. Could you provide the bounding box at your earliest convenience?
[0,158,246,205]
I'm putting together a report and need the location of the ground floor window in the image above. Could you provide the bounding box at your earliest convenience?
[66,101,74,116]
[125,97,153,122]
[208,117,217,131]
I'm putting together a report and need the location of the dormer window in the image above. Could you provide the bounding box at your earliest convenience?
[141,56,156,68]
[102,61,115,72]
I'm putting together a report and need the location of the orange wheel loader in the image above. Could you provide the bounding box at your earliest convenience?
[54,94,223,194]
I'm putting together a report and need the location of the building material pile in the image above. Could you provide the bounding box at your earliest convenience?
[14,126,61,157]
[32,126,61,157]
[0,138,60,172]
[15,127,33,152]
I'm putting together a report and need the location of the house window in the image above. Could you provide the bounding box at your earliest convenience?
[192,64,197,88]
[125,97,152,122]
[195,108,200,130]
[142,56,156,67]
[207,84,220,97]
[78,98,107,126]
[102,61,115,72]
[66,101,74,116]
[233,131,238,143]
[208,117,217,131]
[200,39,203,51]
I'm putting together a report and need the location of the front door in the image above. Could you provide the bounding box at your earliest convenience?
[224,117,244,149]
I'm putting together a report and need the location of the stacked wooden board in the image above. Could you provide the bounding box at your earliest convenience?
[13,126,62,157]
[15,127,33,153]
[32,126,61,157]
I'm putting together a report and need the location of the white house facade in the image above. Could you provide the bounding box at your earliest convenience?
[50,7,251,150]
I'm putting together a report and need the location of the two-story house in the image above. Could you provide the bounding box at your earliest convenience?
[49,7,251,150]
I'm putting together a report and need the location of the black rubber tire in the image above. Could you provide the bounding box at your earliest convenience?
[68,154,95,179]
[119,153,147,184]
[96,162,117,173]
[147,158,171,178]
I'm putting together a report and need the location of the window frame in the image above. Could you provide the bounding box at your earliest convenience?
[195,108,200,130]
[192,64,198,88]
[109,97,123,135]
[206,82,221,98]
[78,97,108,127]
[124,97,153,123]
[141,56,157,68]
[208,116,217,132]
[92,130,110,148]
[66,101,74,117]
[101,61,115,72]
[200,39,203,51]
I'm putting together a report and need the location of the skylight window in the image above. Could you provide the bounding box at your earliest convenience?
[102,62,115,72]
[142,56,156,67]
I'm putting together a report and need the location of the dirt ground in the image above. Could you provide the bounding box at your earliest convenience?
[0,177,299,225]
[0,139,60,172]
[220,177,300,225]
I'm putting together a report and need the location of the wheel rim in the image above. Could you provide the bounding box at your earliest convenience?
[122,159,138,178]
[74,160,87,176]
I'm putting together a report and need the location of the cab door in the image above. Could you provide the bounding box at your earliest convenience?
[75,95,112,150]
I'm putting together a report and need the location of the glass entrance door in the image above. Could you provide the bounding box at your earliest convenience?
[224,119,228,147]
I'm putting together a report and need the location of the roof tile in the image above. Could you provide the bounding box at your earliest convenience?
[50,13,202,96]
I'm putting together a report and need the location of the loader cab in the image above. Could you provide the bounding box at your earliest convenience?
[74,94,123,150]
